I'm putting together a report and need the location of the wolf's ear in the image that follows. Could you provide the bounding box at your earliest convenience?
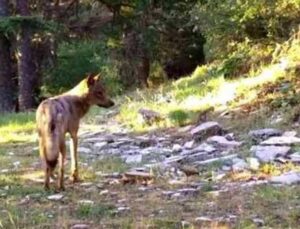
[93,73,101,81]
[87,74,95,87]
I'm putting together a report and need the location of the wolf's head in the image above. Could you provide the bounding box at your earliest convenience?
[85,73,115,108]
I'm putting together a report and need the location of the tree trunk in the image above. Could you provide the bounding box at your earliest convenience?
[17,0,37,111]
[0,0,15,113]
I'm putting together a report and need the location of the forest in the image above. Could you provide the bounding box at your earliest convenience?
[0,0,300,228]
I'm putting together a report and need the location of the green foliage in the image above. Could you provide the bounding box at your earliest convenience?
[191,0,300,60]
[0,16,59,35]
[43,41,123,96]
[168,109,189,126]
[76,203,115,219]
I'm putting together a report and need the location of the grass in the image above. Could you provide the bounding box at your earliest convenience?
[0,112,36,144]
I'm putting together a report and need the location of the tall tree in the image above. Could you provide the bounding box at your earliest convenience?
[0,0,15,112]
[17,0,37,111]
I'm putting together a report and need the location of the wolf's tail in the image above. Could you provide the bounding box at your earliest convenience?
[37,103,63,170]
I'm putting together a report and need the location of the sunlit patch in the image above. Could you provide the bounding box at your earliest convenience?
[20,171,45,183]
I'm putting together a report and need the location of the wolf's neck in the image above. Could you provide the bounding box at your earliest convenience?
[73,95,91,118]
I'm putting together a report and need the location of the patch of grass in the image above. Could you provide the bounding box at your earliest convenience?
[0,112,36,144]
[92,156,129,173]
[168,109,189,127]
[145,218,182,229]
[76,203,115,219]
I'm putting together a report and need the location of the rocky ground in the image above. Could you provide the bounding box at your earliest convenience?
[0,116,300,228]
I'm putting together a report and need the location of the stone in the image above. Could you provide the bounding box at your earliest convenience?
[177,188,199,197]
[80,182,93,187]
[231,158,248,171]
[247,157,260,170]
[195,154,238,165]
[125,154,142,164]
[249,128,282,141]
[225,133,235,141]
[184,140,195,149]
[185,152,207,162]
[190,122,223,139]
[270,172,300,185]
[261,136,300,145]
[100,190,109,195]
[71,224,90,229]
[77,147,92,154]
[283,131,297,137]
[78,200,94,205]
[47,194,64,201]
[172,144,182,152]
[252,218,264,227]
[164,155,185,164]
[193,143,216,153]
[117,206,130,213]
[251,145,291,162]
[195,216,213,223]
[289,152,300,162]
[207,136,242,148]
[94,142,108,149]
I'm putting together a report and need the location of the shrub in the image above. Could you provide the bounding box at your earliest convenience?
[42,40,123,96]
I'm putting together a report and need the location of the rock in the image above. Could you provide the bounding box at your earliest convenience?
[71,224,90,229]
[172,144,182,152]
[78,147,92,154]
[261,136,300,145]
[184,152,207,162]
[122,171,154,185]
[207,136,242,148]
[190,122,223,140]
[47,194,64,201]
[270,172,300,185]
[80,182,93,187]
[283,131,297,137]
[231,158,248,171]
[94,142,108,149]
[274,157,288,163]
[195,216,213,223]
[177,188,199,197]
[96,172,122,179]
[247,157,260,170]
[195,154,238,165]
[193,143,216,153]
[251,145,291,162]
[289,152,300,162]
[168,179,186,185]
[225,133,235,141]
[13,161,21,167]
[78,200,94,205]
[249,128,282,141]
[100,190,109,195]
[164,155,185,164]
[117,206,130,213]
[184,140,195,149]
[125,154,142,164]
[252,218,264,227]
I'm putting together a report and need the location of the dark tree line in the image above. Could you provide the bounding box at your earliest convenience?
[0,0,206,113]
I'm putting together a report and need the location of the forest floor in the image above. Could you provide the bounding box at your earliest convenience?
[0,108,300,229]
[1,51,300,228]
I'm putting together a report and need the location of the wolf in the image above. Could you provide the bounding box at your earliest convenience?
[36,73,114,191]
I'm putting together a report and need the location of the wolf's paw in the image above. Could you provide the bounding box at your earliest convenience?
[70,175,81,183]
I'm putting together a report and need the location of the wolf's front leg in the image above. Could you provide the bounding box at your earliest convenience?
[70,133,80,183]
